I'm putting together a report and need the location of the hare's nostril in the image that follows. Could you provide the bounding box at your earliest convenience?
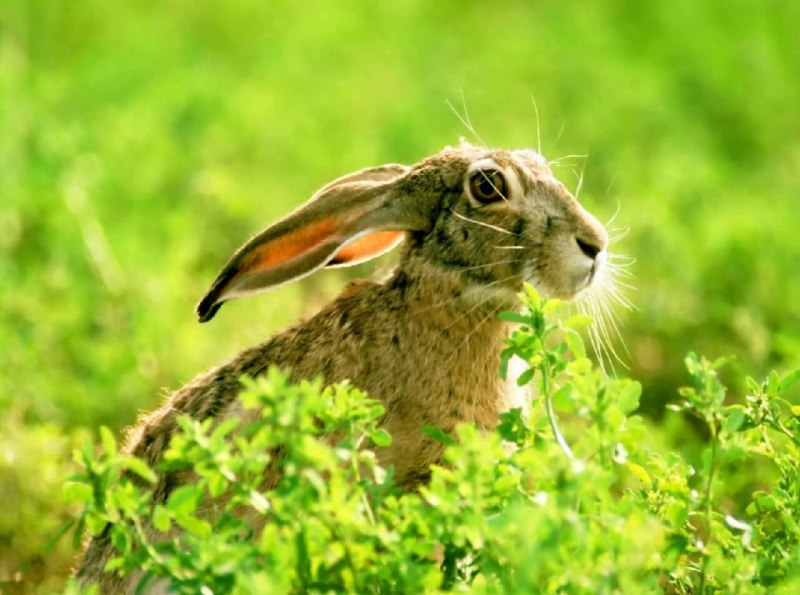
[576,237,602,260]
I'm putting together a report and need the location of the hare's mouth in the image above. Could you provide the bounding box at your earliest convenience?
[567,242,608,296]
[582,250,606,288]
[571,264,602,298]
[523,255,605,302]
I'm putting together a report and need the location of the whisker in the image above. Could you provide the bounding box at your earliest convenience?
[608,227,630,243]
[455,258,521,272]
[589,292,622,373]
[397,253,520,277]
[442,272,521,331]
[530,95,542,155]
[594,293,631,366]
[553,120,566,151]
[478,169,509,203]
[548,153,588,164]
[575,157,587,199]
[604,175,619,198]
[607,258,636,270]
[607,251,635,261]
[607,269,636,283]
[450,209,519,237]
[577,262,636,375]
[409,271,521,316]
[602,266,637,300]
[605,261,636,276]
[609,260,630,279]
[593,285,630,369]
[608,279,637,298]
[605,200,623,228]
[579,300,608,375]
[607,266,635,278]
[608,267,635,280]
[442,303,505,372]
[609,268,635,278]
[446,91,487,147]
[598,290,632,359]
[586,295,611,366]
[602,279,636,306]
[547,162,582,182]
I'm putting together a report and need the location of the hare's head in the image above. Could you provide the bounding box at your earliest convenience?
[196,143,608,321]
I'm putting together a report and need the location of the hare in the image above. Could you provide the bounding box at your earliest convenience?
[76,142,609,591]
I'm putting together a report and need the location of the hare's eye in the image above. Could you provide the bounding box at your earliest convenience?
[469,170,507,203]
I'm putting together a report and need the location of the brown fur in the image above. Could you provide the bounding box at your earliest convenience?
[76,143,608,592]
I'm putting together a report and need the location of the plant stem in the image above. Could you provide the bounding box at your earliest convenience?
[542,361,574,460]
[698,423,718,594]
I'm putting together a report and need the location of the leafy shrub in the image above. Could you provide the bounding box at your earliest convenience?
[65,288,800,593]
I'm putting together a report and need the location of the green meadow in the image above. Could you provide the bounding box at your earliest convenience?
[1,0,799,590]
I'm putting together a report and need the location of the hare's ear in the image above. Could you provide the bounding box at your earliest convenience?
[321,163,408,267]
[196,164,422,322]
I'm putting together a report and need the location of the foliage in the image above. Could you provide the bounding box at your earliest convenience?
[63,288,800,593]
[0,412,86,589]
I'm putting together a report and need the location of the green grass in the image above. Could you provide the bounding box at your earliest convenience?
[1,0,799,590]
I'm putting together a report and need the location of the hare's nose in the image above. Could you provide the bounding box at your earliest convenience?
[576,237,602,260]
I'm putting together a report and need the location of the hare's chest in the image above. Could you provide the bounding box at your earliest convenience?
[375,357,518,490]
[375,350,515,450]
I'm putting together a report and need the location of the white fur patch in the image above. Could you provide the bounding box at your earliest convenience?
[461,283,518,306]
[505,354,532,416]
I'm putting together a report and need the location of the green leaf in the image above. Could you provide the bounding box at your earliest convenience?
[212,417,241,440]
[626,462,652,489]
[552,384,574,408]
[167,484,202,517]
[780,368,800,393]
[72,517,85,550]
[782,510,800,536]
[63,481,93,505]
[541,298,563,315]
[563,314,593,330]
[110,525,132,555]
[499,350,511,380]
[422,425,456,446]
[119,455,157,484]
[86,513,109,536]
[498,311,530,325]
[522,283,541,308]
[104,556,125,573]
[44,518,76,554]
[174,513,212,537]
[745,376,761,394]
[100,426,117,457]
[296,528,311,586]
[516,367,536,387]
[618,382,642,414]
[369,428,393,447]
[152,505,171,532]
[753,491,777,512]
[724,405,747,433]
[567,357,592,375]
[564,329,586,359]
[767,370,781,398]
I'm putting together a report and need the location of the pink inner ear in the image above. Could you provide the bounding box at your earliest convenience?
[328,231,404,265]
[241,218,340,273]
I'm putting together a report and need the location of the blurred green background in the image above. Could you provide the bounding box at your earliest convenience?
[1,0,799,589]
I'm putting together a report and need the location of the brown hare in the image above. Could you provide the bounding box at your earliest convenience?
[77,142,609,591]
